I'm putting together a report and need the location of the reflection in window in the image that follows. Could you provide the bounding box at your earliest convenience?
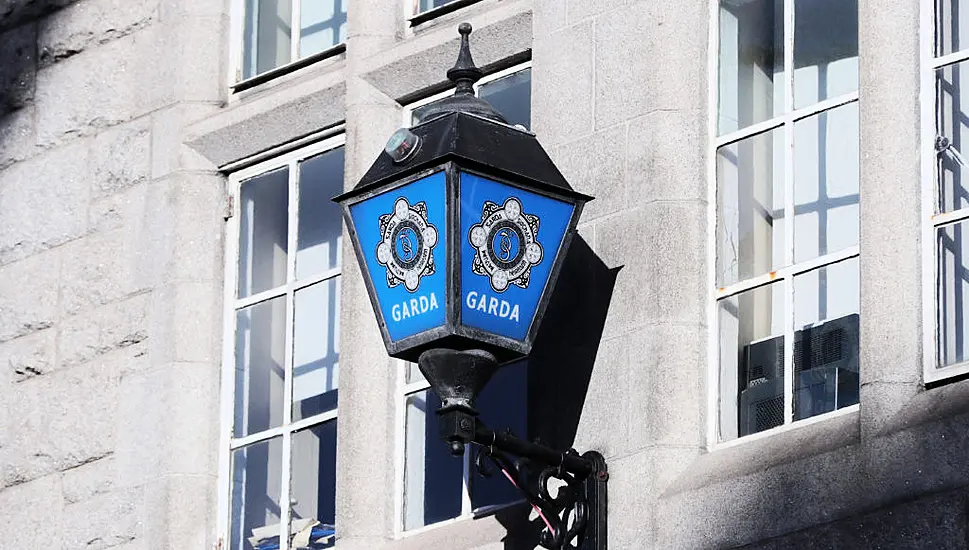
[242,0,347,81]
[231,437,284,550]
[793,103,860,263]
[718,0,784,135]
[414,0,460,14]
[227,141,345,549]
[716,127,785,287]
[715,0,859,441]
[411,68,532,129]
[402,363,528,530]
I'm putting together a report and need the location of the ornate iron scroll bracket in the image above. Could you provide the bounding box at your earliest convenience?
[471,424,608,550]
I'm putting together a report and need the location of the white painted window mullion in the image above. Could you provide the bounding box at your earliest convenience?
[279,158,300,550]
[782,0,796,427]
[290,0,301,62]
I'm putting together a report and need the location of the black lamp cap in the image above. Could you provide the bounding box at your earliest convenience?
[417,23,507,125]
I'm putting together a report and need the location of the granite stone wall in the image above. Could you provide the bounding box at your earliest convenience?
[0,0,227,547]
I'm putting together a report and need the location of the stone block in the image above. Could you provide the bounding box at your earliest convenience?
[532,0,567,39]
[0,328,55,382]
[167,173,225,283]
[61,454,116,504]
[606,451,656,549]
[0,473,64,549]
[0,140,89,264]
[740,489,969,550]
[570,335,629,458]
[594,1,706,129]
[3,359,119,486]
[114,368,166,487]
[0,247,61,341]
[90,118,151,200]
[143,475,217,549]
[58,229,151,316]
[551,123,625,221]
[187,79,346,168]
[88,182,148,234]
[34,25,174,147]
[37,0,158,66]
[57,293,150,369]
[0,22,36,115]
[0,0,77,31]
[162,362,220,476]
[0,104,36,169]
[626,109,706,205]
[566,0,636,24]
[361,10,532,103]
[598,203,706,338]
[60,487,144,550]
[150,103,218,179]
[626,324,705,449]
[172,14,227,103]
[531,20,594,147]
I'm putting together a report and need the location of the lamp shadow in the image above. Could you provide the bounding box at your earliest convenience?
[492,234,621,549]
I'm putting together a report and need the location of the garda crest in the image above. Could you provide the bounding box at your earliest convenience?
[376,198,438,292]
[468,197,543,292]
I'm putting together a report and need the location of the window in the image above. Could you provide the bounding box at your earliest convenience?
[238,0,347,82]
[713,0,860,442]
[924,0,969,383]
[221,137,345,550]
[410,0,482,21]
[397,64,531,532]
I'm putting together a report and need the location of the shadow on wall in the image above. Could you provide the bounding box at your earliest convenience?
[491,235,621,549]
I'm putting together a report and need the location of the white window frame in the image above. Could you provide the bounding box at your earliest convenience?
[217,134,347,550]
[228,0,347,90]
[920,0,969,384]
[706,0,861,447]
[392,62,531,535]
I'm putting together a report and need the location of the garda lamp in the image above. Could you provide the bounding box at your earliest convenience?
[333,24,607,550]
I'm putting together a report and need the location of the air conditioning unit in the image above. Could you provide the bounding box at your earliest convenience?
[738,314,859,437]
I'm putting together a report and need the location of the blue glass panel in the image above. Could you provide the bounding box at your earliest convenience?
[470,360,527,510]
[349,172,447,343]
[460,172,575,341]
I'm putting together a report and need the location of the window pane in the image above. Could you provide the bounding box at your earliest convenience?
[299,0,346,58]
[718,0,784,135]
[235,296,287,438]
[793,0,858,109]
[470,361,527,511]
[415,0,458,14]
[717,128,785,286]
[230,437,284,550]
[937,220,969,367]
[792,259,859,420]
[293,279,340,421]
[403,390,463,530]
[719,282,785,441]
[793,103,859,263]
[405,362,424,384]
[239,167,289,298]
[297,147,345,278]
[937,0,969,56]
[290,422,337,549]
[936,59,969,214]
[243,0,293,80]
[478,69,532,130]
[411,68,531,127]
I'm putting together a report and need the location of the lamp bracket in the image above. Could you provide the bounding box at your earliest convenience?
[471,423,607,550]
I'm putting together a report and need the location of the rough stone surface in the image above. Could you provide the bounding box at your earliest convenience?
[37,0,158,66]
[0,0,76,31]
[0,327,55,381]
[0,139,89,264]
[0,247,61,341]
[0,105,35,168]
[0,22,36,115]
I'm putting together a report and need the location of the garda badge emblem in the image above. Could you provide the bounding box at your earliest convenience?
[376,198,438,292]
[468,197,543,292]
